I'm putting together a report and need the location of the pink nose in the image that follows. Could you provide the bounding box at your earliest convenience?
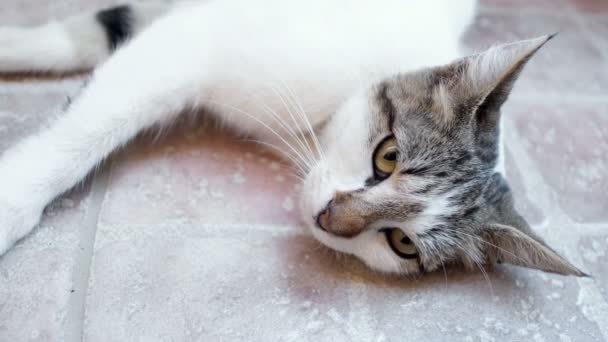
[315,200,332,232]
[313,193,365,238]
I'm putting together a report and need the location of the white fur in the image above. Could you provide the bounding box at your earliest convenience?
[0,0,476,271]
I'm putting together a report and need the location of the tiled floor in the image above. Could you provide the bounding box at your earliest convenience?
[1,1,607,341]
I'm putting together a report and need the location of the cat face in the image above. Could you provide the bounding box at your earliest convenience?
[300,36,587,277]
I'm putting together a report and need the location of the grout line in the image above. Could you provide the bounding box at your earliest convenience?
[63,163,112,342]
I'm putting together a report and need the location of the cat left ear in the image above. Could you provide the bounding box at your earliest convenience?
[434,35,553,126]
[483,223,588,277]
[462,35,554,114]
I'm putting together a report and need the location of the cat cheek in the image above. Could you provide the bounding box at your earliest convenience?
[299,165,331,223]
[298,178,319,227]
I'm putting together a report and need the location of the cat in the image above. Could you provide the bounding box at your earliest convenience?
[0,0,587,277]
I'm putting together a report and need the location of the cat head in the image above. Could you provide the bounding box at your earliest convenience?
[300,36,587,277]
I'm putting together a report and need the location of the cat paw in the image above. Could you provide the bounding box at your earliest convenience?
[0,201,43,256]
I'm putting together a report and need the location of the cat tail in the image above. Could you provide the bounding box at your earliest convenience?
[0,1,173,73]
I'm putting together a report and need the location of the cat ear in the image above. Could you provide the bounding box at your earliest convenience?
[462,35,553,113]
[434,35,553,126]
[482,223,588,276]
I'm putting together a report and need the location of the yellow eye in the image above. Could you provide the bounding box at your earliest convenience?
[385,228,418,259]
[373,137,398,177]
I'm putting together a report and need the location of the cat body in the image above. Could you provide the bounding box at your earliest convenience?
[0,0,586,277]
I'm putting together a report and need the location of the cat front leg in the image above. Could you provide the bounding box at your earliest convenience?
[0,10,214,256]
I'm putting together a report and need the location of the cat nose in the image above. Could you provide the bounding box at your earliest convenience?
[314,193,365,238]
[315,199,333,232]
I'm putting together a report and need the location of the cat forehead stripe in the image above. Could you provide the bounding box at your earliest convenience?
[377,83,396,131]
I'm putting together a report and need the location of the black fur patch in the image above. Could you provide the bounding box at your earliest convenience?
[401,165,432,176]
[453,153,472,166]
[411,183,436,195]
[462,206,480,218]
[96,5,133,50]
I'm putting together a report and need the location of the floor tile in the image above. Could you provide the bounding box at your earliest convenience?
[506,101,608,223]
[504,148,545,225]
[585,16,608,57]
[99,125,301,226]
[83,221,605,342]
[0,77,96,342]
[0,185,93,342]
[578,231,608,303]
[0,80,85,150]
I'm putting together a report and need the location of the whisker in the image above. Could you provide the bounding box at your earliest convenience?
[438,254,448,291]
[277,79,326,163]
[474,259,494,296]
[201,99,313,172]
[285,85,325,164]
[268,84,317,167]
[449,238,494,295]
[258,102,314,168]
[243,139,308,177]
